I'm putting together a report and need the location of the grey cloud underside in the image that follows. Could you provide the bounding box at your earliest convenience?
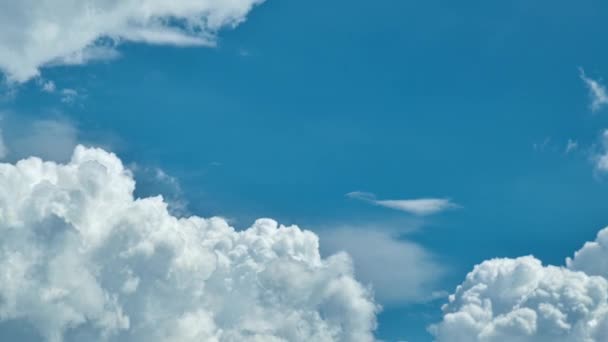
[0,146,378,342]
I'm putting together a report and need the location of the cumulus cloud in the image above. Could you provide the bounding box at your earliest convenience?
[320,228,446,304]
[430,256,608,341]
[0,0,265,82]
[567,228,608,278]
[129,164,189,216]
[580,68,608,112]
[0,146,378,342]
[346,191,458,216]
[430,225,608,341]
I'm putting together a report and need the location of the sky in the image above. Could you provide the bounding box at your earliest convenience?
[3,1,608,341]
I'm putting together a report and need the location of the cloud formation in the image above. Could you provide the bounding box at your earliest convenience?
[565,139,578,154]
[346,191,457,216]
[0,114,79,162]
[593,130,608,173]
[580,68,608,112]
[0,0,265,82]
[0,146,378,342]
[430,225,608,341]
[321,228,445,304]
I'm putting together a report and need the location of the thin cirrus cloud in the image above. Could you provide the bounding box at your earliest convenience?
[346,191,458,216]
[580,68,608,112]
[0,0,266,83]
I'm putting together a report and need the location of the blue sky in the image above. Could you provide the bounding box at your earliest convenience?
[3,0,608,341]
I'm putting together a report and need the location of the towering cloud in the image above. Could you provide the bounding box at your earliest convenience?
[0,146,377,342]
[431,226,608,341]
[0,0,265,82]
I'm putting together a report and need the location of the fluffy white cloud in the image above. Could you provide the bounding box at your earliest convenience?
[0,146,378,342]
[346,191,458,216]
[431,224,608,341]
[567,228,608,279]
[430,256,608,341]
[0,0,265,82]
[580,68,608,113]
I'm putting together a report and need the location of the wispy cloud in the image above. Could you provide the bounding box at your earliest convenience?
[346,191,458,216]
[60,88,79,104]
[0,0,265,82]
[320,226,446,304]
[36,78,56,93]
[580,68,608,112]
[565,139,578,154]
[0,111,92,162]
[129,164,189,216]
[533,137,551,152]
[594,130,608,173]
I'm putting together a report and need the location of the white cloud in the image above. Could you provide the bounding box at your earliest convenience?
[580,68,608,112]
[346,191,458,216]
[430,225,608,341]
[430,256,608,342]
[52,44,120,67]
[321,228,445,304]
[130,164,189,216]
[0,0,265,82]
[38,79,57,93]
[0,146,378,342]
[593,130,608,173]
[565,139,578,154]
[60,89,79,104]
[567,227,608,278]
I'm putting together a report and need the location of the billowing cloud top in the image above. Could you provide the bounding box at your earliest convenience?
[430,225,608,342]
[0,0,265,82]
[430,256,608,341]
[0,146,377,341]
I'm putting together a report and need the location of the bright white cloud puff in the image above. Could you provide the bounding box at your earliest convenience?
[430,225,608,341]
[0,146,378,342]
[0,0,265,82]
